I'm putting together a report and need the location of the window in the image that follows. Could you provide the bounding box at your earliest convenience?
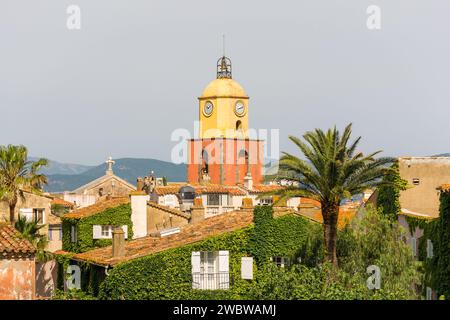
[192,251,229,290]
[272,256,289,268]
[93,225,128,239]
[412,178,420,185]
[59,228,63,240]
[207,194,221,206]
[71,225,77,243]
[101,225,113,238]
[33,208,45,224]
[427,239,434,258]
[48,228,53,241]
[260,197,273,206]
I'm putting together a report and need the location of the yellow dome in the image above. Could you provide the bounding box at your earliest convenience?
[201,78,247,98]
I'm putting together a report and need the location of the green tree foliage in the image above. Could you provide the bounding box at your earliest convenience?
[377,162,408,220]
[0,144,48,223]
[14,215,52,262]
[251,207,421,300]
[266,123,394,265]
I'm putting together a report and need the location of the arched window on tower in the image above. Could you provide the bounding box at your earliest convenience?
[236,149,249,183]
[200,149,211,183]
[236,120,242,131]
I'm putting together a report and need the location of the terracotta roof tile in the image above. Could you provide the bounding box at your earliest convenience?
[244,184,284,194]
[297,198,358,229]
[147,202,191,219]
[72,210,254,266]
[438,183,450,192]
[51,198,75,208]
[62,197,130,220]
[0,223,36,255]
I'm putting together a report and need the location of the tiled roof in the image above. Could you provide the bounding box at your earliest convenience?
[154,184,247,196]
[297,198,358,229]
[438,183,450,192]
[147,202,191,219]
[243,184,284,194]
[72,210,254,266]
[0,223,36,255]
[51,198,75,208]
[62,197,130,220]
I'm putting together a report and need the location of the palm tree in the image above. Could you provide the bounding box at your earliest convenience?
[15,215,52,262]
[267,124,394,265]
[0,144,48,224]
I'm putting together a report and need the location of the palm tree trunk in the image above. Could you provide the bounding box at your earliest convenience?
[322,202,339,266]
[9,202,16,225]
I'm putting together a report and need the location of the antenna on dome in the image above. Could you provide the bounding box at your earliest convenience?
[222,34,226,57]
[217,34,232,79]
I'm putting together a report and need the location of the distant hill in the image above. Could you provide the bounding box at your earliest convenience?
[44,158,186,192]
[29,157,94,175]
[433,153,450,157]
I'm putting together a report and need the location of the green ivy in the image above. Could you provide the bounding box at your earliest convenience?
[61,204,133,253]
[91,207,314,299]
[377,162,408,220]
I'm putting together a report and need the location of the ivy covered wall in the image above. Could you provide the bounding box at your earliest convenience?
[74,206,314,299]
[62,203,133,253]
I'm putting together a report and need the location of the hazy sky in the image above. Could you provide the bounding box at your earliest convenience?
[1,1,449,165]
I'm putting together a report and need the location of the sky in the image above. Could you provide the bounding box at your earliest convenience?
[1,0,450,165]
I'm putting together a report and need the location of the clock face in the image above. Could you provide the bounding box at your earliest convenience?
[235,101,245,116]
[203,101,213,116]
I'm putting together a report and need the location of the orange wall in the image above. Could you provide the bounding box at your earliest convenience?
[0,256,35,300]
[187,138,264,185]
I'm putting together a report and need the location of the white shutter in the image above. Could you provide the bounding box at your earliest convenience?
[411,237,417,257]
[218,250,229,272]
[19,208,33,222]
[192,251,201,273]
[241,257,253,280]
[427,239,433,258]
[426,287,433,300]
[121,225,128,239]
[93,225,102,239]
[71,225,77,243]
[191,251,201,289]
[218,250,230,289]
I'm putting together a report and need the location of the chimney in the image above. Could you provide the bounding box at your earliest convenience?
[190,198,205,224]
[112,226,125,258]
[136,177,144,191]
[130,191,150,239]
[244,173,253,190]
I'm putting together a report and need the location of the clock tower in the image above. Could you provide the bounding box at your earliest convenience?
[187,56,264,186]
[199,56,249,139]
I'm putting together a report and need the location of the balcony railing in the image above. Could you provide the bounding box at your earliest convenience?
[192,272,230,290]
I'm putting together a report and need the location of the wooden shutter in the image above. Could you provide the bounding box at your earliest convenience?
[93,225,102,239]
[121,225,128,239]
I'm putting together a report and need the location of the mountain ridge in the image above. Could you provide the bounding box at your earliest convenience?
[41,158,186,192]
